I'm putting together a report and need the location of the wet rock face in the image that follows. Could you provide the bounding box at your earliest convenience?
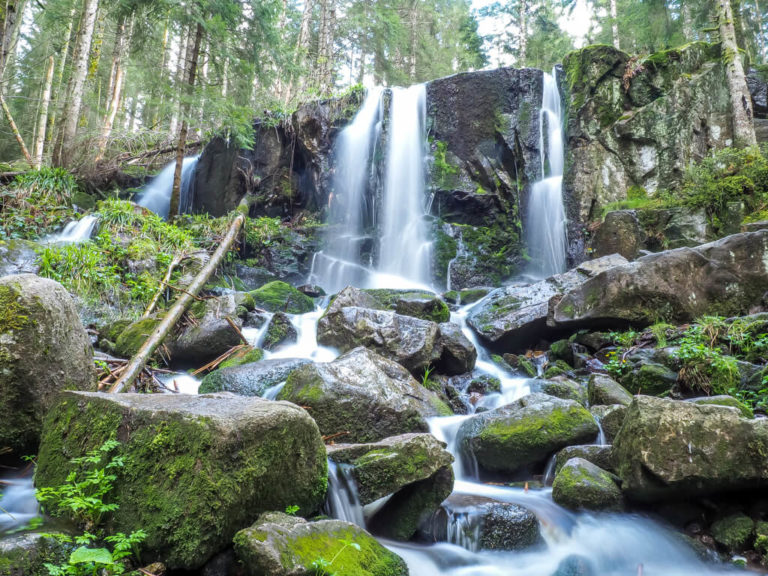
[233,512,409,576]
[613,396,768,501]
[420,493,542,552]
[35,392,328,571]
[277,347,452,443]
[0,274,95,454]
[426,68,542,288]
[552,458,623,511]
[456,393,599,475]
[563,43,734,263]
[198,358,310,397]
[554,230,768,329]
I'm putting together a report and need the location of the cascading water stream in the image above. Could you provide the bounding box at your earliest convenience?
[310,88,383,293]
[43,214,99,244]
[375,84,432,290]
[526,69,568,279]
[137,156,199,219]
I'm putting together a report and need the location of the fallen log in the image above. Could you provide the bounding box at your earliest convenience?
[107,212,245,393]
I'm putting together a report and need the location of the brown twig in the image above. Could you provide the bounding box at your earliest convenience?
[226,316,250,345]
[191,344,252,376]
[322,431,350,443]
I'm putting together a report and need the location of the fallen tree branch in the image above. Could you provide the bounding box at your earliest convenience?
[226,316,249,345]
[107,212,246,393]
[142,252,183,318]
[191,343,253,376]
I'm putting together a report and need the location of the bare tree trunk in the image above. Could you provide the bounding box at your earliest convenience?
[54,0,100,167]
[316,0,336,96]
[682,1,694,39]
[47,5,76,155]
[285,0,315,104]
[0,93,32,165]
[95,14,131,161]
[33,55,55,168]
[518,0,528,65]
[108,212,245,393]
[0,0,26,88]
[610,0,620,49]
[718,0,757,146]
[755,0,766,61]
[169,21,203,219]
[169,25,190,136]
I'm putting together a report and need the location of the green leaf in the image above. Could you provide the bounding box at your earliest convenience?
[69,546,113,565]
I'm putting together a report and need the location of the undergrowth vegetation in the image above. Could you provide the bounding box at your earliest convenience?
[606,315,768,411]
[601,145,768,230]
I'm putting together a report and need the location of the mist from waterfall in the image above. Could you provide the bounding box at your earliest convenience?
[526,70,567,278]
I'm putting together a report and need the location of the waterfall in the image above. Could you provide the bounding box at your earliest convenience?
[526,70,567,278]
[375,84,432,289]
[311,88,383,293]
[43,214,99,244]
[309,84,432,292]
[137,156,199,219]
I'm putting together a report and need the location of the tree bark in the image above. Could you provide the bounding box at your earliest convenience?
[610,0,620,49]
[95,14,132,161]
[0,92,32,166]
[47,5,76,154]
[108,212,245,393]
[682,1,694,40]
[169,20,203,219]
[33,55,55,168]
[54,0,100,167]
[0,0,26,88]
[718,0,757,147]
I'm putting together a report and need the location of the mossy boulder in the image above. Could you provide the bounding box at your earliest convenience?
[543,360,572,379]
[0,274,95,454]
[552,458,623,511]
[250,281,315,314]
[114,316,161,357]
[0,533,70,576]
[549,339,573,363]
[167,295,244,365]
[619,362,677,396]
[317,301,443,376]
[711,513,754,552]
[199,358,310,396]
[613,396,768,501]
[35,392,328,570]
[327,433,453,504]
[687,395,754,419]
[363,289,450,323]
[588,374,633,406]
[537,377,587,405]
[218,347,264,369]
[278,347,451,443]
[456,393,599,474]
[555,445,615,474]
[422,494,542,551]
[233,512,408,576]
[262,312,297,351]
[554,231,768,329]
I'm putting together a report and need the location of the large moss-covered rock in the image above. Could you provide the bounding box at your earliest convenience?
[613,396,768,501]
[590,210,646,260]
[317,302,443,376]
[114,316,161,357]
[619,362,678,396]
[710,513,754,552]
[537,376,587,405]
[166,294,244,365]
[327,433,453,504]
[555,444,615,474]
[588,374,633,406]
[35,392,328,570]
[278,347,451,443]
[467,255,627,351]
[250,281,315,314]
[0,533,69,576]
[687,395,754,419]
[262,312,297,351]
[563,42,732,260]
[456,393,599,474]
[554,231,768,328]
[363,288,451,323]
[233,512,408,576]
[198,358,310,396]
[0,274,94,454]
[552,458,623,511]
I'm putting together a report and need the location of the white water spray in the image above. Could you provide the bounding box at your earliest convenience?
[526,70,567,278]
[43,214,99,244]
